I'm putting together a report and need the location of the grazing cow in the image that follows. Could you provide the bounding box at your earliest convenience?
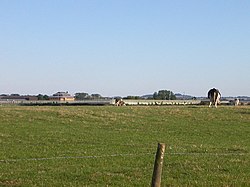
[115,98,126,106]
[208,88,221,108]
[234,98,240,106]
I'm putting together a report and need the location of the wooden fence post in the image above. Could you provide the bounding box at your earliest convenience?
[151,143,166,187]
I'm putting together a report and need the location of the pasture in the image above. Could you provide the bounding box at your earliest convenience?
[0,105,249,186]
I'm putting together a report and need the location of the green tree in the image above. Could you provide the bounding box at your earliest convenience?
[91,94,102,99]
[153,92,158,100]
[153,90,176,100]
[75,93,89,100]
[124,96,141,99]
[37,94,49,100]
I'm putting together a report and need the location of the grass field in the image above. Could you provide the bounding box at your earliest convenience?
[0,105,249,186]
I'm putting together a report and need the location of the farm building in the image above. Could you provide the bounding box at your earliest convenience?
[49,92,75,101]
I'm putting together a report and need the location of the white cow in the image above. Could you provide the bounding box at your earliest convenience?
[208,88,221,108]
[234,98,240,106]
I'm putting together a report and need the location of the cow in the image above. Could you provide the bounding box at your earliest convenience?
[234,98,240,106]
[115,98,126,106]
[208,88,221,108]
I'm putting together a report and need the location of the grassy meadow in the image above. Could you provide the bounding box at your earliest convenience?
[0,105,249,186]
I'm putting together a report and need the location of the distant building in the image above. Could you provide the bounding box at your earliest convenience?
[49,92,75,101]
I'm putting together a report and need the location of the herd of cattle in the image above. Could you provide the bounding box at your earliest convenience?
[115,88,241,107]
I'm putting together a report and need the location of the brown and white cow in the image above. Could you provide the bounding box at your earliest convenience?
[115,98,126,106]
[208,88,221,108]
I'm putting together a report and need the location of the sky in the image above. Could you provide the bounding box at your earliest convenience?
[0,0,250,97]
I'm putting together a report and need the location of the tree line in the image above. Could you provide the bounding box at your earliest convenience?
[74,90,176,100]
[1,90,177,100]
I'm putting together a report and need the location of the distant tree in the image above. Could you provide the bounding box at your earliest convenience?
[11,94,20,96]
[43,95,49,100]
[37,94,43,100]
[169,91,176,100]
[37,94,49,100]
[153,90,176,100]
[124,96,141,100]
[158,90,169,100]
[153,92,158,100]
[75,92,89,100]
[91,94,102,99]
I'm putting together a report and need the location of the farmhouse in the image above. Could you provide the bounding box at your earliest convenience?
[49,92,75,101]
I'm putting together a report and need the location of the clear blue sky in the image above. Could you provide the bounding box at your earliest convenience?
[1,0,249,97]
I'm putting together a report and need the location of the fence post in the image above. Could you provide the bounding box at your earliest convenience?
[151,143,166,187]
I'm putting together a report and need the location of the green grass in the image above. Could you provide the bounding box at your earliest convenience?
[0,105,249,186]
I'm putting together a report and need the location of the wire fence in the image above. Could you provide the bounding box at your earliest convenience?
[1,151,248,163]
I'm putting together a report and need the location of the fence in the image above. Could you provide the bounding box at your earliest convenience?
[0,99,114,105]
[1,151,248,163]
[0,99,202,106]
[1,143,248,186]
[122,99,201,105]
[3,99,249,106]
